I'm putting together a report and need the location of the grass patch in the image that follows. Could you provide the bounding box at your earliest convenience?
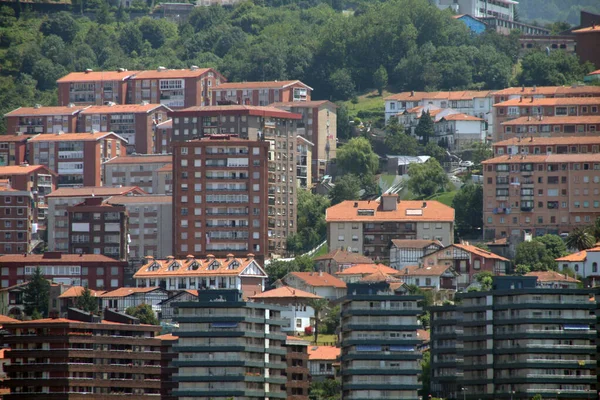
[311,243,329,259]
[427,191,457,207]
[379,174,397,190]
[342,89,391,119]
[299,334,337,345]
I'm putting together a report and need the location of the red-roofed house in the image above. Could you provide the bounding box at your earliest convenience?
[56,69,140,106]
[307,345,339,380]
[422,243,510,288]
[250,286,322,333]
[56,285,105,316]
[556,245,600,286]
[398,264,458,290]
[157,289,199,322]
[525,270,580,289]
[213,80,312,106]
[336,264,401,284]
[278,272,346,300]
[314,249,375,274]
[434,113,486,150]
[100,286,169,313]
[4,105,88,135]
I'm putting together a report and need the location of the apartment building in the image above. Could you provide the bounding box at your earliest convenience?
[389,239,444,270]
[171,136,269,260]
[28,132,127,187]
[0,164,56,232]
[153,163,173,195]
[4,105,87,135]
[105,194,172,260]
[431,276,598,400]
[157,333,178,400]
[78,103,171,154]
[326,194,455,261]
[103,154,172,194]
[574,25,600,70]
[493,97,600,141]
[154,118,173,154]
[500,115,600,141]
[482,150,600,241]
[492,85,600,104]
[340,279,423,400]
[128,67,225,108]
[284,336,310,400]
[0,252,128,289]
[2,308,164,399]
[296,135,313,188]
[0,134,32,166]
[493,136,600,157]
[213,80,312,106]
[0,181,34,254]
[56,69,139,106]
[272,100,337,183]
[133,254,267,298]
[67,197,129,261]
[46,186,145,253]
[173,289,288,399]
[169,105,302,256]
[434,0,515,21]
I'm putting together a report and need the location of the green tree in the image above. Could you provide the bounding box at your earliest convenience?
[23,267,50,317]
[265,256,314,287]
[514,240,557,271]
[30,309,43,320]
[422,141,446,164]
[336,137,379,177]
[452,184,483,236]
[95,1,115,24]
[119,23,144,55]
[419,350,431,398]
[471,141,493,166]
[373,65,388,96]
[287,190,330,254]
[322,304,340,335]
[407,158,448,199]
[329,174,361,205]
[40,12,79,43]
[519,50,593,87]
[139,18,167,49]
[474,271,493,291]
[336,103,353,140]
[125,303,159,325]
[384,119,419,156]
[591,217,600,242]
[415,110,434,145]
[514,264,531,275]
[329,68,355,101]
[532,394,542,400]
[309,298,329,344]
[309,379,341,400]
[534,234,568,259]
[75,286,99,313]
[565,227,595,251]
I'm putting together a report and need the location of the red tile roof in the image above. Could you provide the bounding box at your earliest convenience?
[441,113,484,121]
[155,333,178,341]
[360,270,404,283]
[172,105,303,120]
[28,131,126,142]
[4,105,89,117]
[0,164,56,176]
[494,97,600,107]
[0,315,19,324]
[46,186,145,198]
[308,345,339,361]
[100,287,162,298]
[131,68,217,80]
[337,264,400,276]
[156,163,173,172]
[326,199,454,223]
[271,100,335,108]
[105,194,172,205]
[556,250,588,262]
[589,69,600,76]
[0,253,126,263]
[215,80,311,90]
[57,70,140,83]
[494,136,600,147]
[249,286,322,299]
[313,249,375,264]
[288,272,346,288]
[391,239,443,248]
[104,155,172,165]
[481,154,555,164]
[0,134,35,142]
[58,286,106,298]
[573,25,600,33]
[399,264,455,277]
[133,255,266,278]
[453,243,509,261]
[525,270,580,283]
[417,329,430,342]
[80,104,170,114]
[386,90,494,102]
[500,116,600,126]
[493,86,600,96]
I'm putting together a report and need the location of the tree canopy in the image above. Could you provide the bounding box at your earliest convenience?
[514,235,566,271]
[452,183,483,236]
[75,286,99,314]
[125,303,159,325]
[264,255,314,287]
[407,158,449,199]
[287,190,330,254]
[329,174,361,205]
[336,137,379,177]
[23,267,50,317]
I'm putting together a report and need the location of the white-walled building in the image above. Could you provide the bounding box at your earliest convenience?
[434,113,486,150]
[434,0,516,21]
[308,345,339,380]
[277,271,347,300]
[389,239,444,270]
[397,264,458,290]
[556,245,600,286]
[99,287,169,314]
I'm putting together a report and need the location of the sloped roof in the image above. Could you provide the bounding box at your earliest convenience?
[313,249,375,265]
[100,287,162,298]
[28,131,127,143]
[57,70,140,83]
[556,250,588,262]
[105,194,172,205]
[326,199,454,223]
[0,164,57,176]
[453,243,509,261]
[385,90,494,102]
[360,270,404,283]
[441,113,484,121]
[573,25,600,33]
[493,86,600,96]
[288,272,346,288]
[391,239,443,249]
[308,345,339,361]
[400,264,455,277]
[131,68,217,80]
[249,286,322,300]
[494,136,600,147]
[500,116,600,126]
[525,270,580,283]
[215,80,312,90]
[5,105,89,117]
[0,134,34,142]
[494,97,600,107]
[337,264,400,276]
[172,105,303,120]
[0,253,127,263]
[47,186,145,198]
[58,286,106,298]
[417,329,430,342]
[80,104,170,114]
[0,315,19,324]
[104,155,172,165]
[271,100,334,108]
[156,333,178,341]
[133,255,266,278]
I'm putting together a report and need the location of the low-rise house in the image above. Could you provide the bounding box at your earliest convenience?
[250,286,322,334]
[398,264,458,290]
[308,345,339,380]
[416,329,430,352]
[389,239,444,270]
[556,245,600,286]
[336,264,401,284]
[434,113,485,150]
[157,289,198,322]
[278,272,346,301]
[422,243,510,288]
[0,282,29,317]
[525,270,581,289]
[100,286,169,314]
[314,249,375,274]
[56,286,105,317]
[133,254,268,299]
[584,69,600,83]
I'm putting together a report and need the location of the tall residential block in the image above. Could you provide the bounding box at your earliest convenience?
[340,279,423,400]
[103,154,172,194]
[0,180,34,254]
[4,105,87,135]
[212,80,312,106]
[57,69,139,106]
[173,289,288,399]
[0,134,32,166]
[169,105,302,256]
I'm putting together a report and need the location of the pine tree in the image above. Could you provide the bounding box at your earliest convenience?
[23,267,50,317]
[415,110,434,145]
[76,286,99,314]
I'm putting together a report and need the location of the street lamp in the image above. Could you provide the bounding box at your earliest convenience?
[462,387,467,400]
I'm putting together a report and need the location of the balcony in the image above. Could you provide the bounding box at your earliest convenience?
[520,206,534,212]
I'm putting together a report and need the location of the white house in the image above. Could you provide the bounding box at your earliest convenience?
[398,264,458,290]
[525,271,581,289]
[389,239,444,270]
[335,264,401,284]
[556,245,600,285]
[434,113,486,150]
[278,272,347,300]
[250,286,322,334]
[99,287,170,314]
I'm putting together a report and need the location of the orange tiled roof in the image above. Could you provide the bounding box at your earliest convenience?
[494,97,600,107]
[0,315,19,324]
[80,104,170,114]
[482,154,557,164]
[589,69,600,76]
[133,255,266,279]
[215,80,311,90]
[525,270,580,283]
[58,286,106,298]
[47,186,145,198]
[326,199,454,223]
[3,318,79,324]
[313,249,375,264]
[28,131,126,143]
[0,164,56,176]
[156,163,173,173]
[360,270,404,283]
[417,329,430,342]
[100,287,162,298]
[155,333,178,341]
[0,134,35,142]
[173,105,303,120]
[494,136,600,147]
[386,90,493,102]
[271,100,334,108]
[545,153,600,163]
[131,68,216,80]
[337,264,400,276]
[308,345,339,361]
[399,264,454,276]
[441,113,484,121]
[288,272,346,288]
[57,70,140,83]
[105,194,172,205]
[556,250,588,262]
[573,25,600,33]
[286,335,310,345]
[0,253,126,263]
[4,105,89,117]
[500,116,600,126]
[493,86,600,96]
[104,155,172,165]
[391,239,443,248]
[249,286,322,299]
[453,243,510,261]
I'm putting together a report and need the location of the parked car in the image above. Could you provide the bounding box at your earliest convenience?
[459,160,474,168]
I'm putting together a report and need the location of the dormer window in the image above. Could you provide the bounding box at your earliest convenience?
[147,263,160,272]
[188,262,199,271]
[228,261,240,270]
[168,262,180,271]
[208,261,220,270]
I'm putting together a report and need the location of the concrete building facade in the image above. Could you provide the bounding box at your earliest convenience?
[103,154,172,194]
[57,69,139,106]
[213,80,312,106]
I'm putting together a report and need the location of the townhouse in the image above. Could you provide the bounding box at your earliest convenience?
[56,69,139,106]
[46,186,145,253]
[0,134,32,166]
[314,249,375,274]
[169,106,302,256]
[128,67,225,108]
[398,264,458,290]
[28,131,127,187]
[100,287,169,313]
[4,105,87,135]
[55,286,105,316]
[78,103,171,154]
[482,151,600,242]
[434,113,486,150]
[0,252,128,290]
[326,194,455,261]
[103,154,172,194]
[500,116,600,141]
[277,271,346,300]
[0,181,35,254]
[105,194,173,261]
[336,264,402,284]
[389,239,444,270]
[133,254,268,299]
[213,80,312,106]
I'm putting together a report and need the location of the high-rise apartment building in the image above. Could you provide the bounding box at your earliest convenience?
[340,279,423,400]
[430,276,598,400]
[169,105,302,256]
[171,136,268,260]
[4,105,87,135]
[173,289,288,399]
[0,134,32,166]
[57,69,139,106]
[284,336,310,400]
[103,154,172,194]
[0,180,34,254]
[212,80,312,106]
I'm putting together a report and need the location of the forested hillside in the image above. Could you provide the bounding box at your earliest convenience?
[0,0,594,133]
[517,0,600,25]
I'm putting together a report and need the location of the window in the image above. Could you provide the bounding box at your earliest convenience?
[338,235,345,241]
[593,263,598,273]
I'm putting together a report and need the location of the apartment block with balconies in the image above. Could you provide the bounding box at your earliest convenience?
[4,105,88,135]
[213,80,312,106]
[57,69,139,106]
[430,304,463,399]
[173,289,288,400]
[103,154,172,194]
[0,182,34,254]
[0,134,32,166]
[493,136,600,157]
[340,279,423,400]
[482,149,600,242]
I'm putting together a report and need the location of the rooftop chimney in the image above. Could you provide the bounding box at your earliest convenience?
[530,97,534,103]
[85,69,93,74]
[381,193,399,212]
[206,254,215,261]
[247,253,255,260]
[519,97,522,103]
[353,202,359,208]
[411,90,415,97]
[190,65,199,71]
[226,253,234,261]
[422,201,427,208]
